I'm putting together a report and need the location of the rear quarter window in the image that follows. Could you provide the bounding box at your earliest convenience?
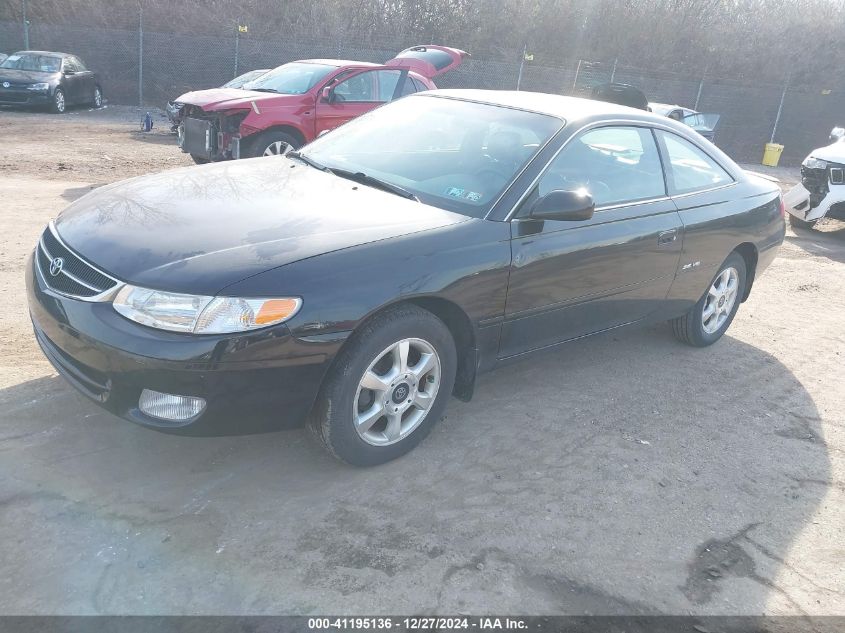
[658,131,733,194]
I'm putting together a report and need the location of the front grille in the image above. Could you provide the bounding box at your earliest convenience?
[36,225,119,299]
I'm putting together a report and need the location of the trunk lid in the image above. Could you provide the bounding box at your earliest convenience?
[386,45,469,79]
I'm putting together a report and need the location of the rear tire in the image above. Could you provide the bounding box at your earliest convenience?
[247,130,301,158]
[671,252,747,347]
[788,213,817,230]
[309,304,457,466]
[190,154,210,165]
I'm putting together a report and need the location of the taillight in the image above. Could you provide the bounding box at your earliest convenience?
[779,195,786,218]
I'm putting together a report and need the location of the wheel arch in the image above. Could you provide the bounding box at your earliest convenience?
[733,242,758,302]
[249,124,306,148]
[320,295,479,404]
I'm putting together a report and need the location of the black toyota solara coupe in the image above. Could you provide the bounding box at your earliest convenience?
[27,90,785,465]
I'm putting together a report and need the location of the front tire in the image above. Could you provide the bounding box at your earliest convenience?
[52,89,66,113]
[248,130,301,158]
[189,154,210,165]
[91,85,103,108]
[788,213,817,230]
[310,304,457,466]
[671,252,747,347]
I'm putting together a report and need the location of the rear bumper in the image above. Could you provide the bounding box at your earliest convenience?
[26,252,335,435]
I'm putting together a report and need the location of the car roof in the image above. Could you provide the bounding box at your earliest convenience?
[424,89,672,123]
[13,50,69,57]
[298,59,381,68]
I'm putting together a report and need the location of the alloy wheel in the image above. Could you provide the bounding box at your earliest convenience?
[353,338,441,446]
[93,88,102,108]
[55,91,65,113]
[263,141,292,156]
[702,266,739,334]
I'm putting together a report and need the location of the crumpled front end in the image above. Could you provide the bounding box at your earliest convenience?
[785,160,845,222]
[178,106,250,161]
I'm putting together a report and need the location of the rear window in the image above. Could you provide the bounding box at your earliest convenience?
[394,48,454,70]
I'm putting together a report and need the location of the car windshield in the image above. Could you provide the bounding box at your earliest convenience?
[301,96,563,217]
[223,69,268,89]
[243,62,335,94]
[0,53,62,72]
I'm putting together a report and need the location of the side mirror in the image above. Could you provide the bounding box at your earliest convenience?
[528,189,595,222]
[830,127,845,142]
[63,70,76,76]
[321,86,333,103]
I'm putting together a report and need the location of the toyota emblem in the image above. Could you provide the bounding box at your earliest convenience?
[2,82,9,89]
[49,257,64,277]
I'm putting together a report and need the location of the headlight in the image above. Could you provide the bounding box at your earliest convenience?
[27,82,50,91]
[113,285,301,334]
[803,156,827,170]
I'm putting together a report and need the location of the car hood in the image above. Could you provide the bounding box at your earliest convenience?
[54,157,467,295]
[0,68,58,83]
[808,140,845,164]
[173,87,298,110]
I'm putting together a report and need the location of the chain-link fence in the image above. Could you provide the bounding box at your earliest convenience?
[2,18,842,165]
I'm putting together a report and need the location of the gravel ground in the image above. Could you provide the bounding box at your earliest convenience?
[0,106,843,615]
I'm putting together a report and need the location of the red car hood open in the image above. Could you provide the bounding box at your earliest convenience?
[174,88,296,111]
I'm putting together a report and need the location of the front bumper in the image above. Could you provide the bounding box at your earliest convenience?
[784,182,845,222]
[26,252,335,435]
[0,89,52,107]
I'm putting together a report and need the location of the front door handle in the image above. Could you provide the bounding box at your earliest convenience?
[658,229,678,245]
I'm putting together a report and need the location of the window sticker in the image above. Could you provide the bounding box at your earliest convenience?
[445,187,465,198]
[465,191,483,202]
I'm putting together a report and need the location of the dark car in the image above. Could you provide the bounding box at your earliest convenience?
[0,50,102,113]
[27,90,784,466]
[165,68,270,130]
[590,82,649,110]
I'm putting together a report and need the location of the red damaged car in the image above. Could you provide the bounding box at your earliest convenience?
[171,45,468,163]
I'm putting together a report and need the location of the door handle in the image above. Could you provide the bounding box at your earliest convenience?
[658,230,678,245]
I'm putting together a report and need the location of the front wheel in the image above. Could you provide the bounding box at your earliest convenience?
[51,89,66,113]
[670,252,747,347]
[189,154,210,165]
[309,304,457,466]
[247,130,301,158]
[91,85,103,108]
[788,213,817,230]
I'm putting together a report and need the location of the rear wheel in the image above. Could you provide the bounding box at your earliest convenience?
[788,213,817,230]
[309,304,456,466]
[248,130,301,158]
[671,252,747,347]
[190,154,210,165]
[51,89,66,113]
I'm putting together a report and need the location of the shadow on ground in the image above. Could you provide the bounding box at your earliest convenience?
[787,220,845,264]
[0,323,829,615]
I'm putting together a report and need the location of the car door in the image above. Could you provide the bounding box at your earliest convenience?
[71,56,96,103]
[315,69,406,136]
[499,125,684,358]
[60,57,84,103]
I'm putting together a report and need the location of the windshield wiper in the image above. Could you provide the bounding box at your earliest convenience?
[249,87,279,93]
[286,151,331,172]
[329,168,419,201]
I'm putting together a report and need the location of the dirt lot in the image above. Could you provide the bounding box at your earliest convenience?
[0,106,843,616]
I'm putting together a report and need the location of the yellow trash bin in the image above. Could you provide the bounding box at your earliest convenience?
[762,143,784,167]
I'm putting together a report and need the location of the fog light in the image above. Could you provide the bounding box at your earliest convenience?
[138,389,206,422]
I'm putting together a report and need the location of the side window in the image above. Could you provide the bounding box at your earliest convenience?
[535,126,666,208]
[72,56,88,71]
[412,78,428,92]
[375,70,416,102]
[332,70,377,102]
[63,57,79,73]
[658,131,733,194]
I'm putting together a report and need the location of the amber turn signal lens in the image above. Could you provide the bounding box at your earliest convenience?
[255,298,301,325]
